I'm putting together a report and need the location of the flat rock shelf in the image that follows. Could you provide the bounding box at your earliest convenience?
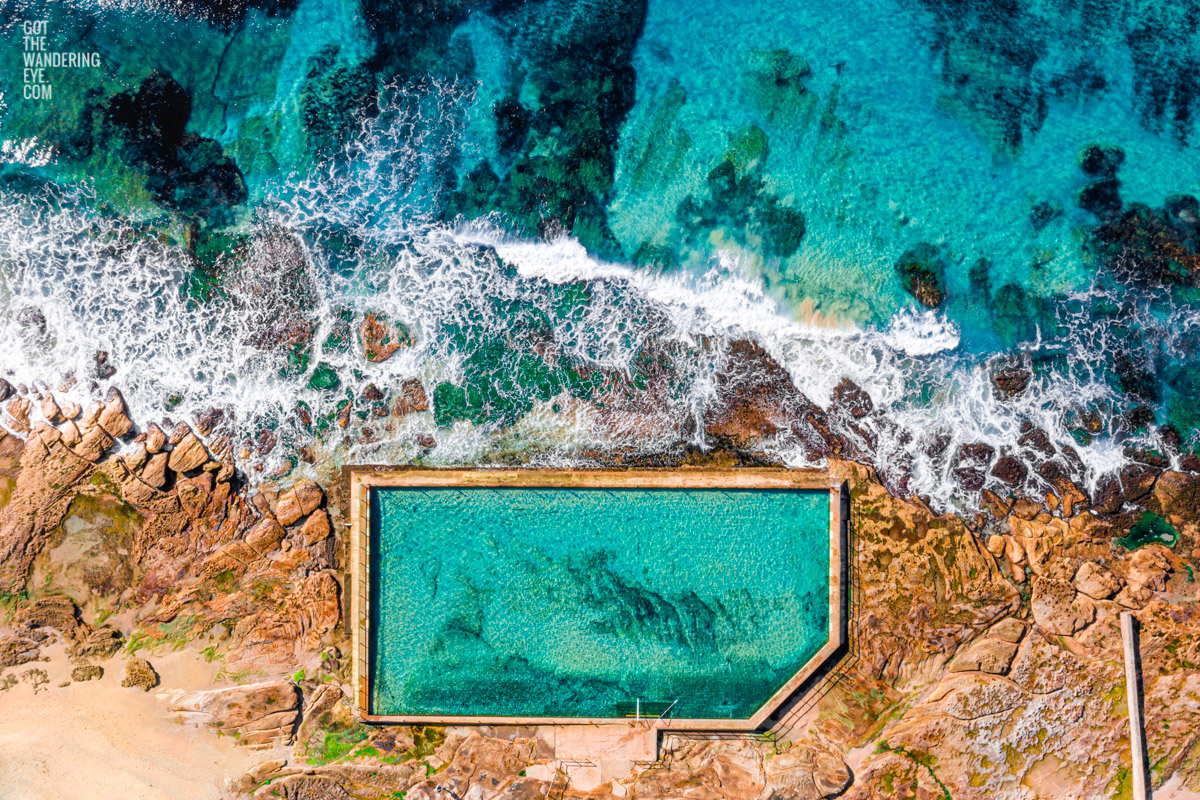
[348,469,845,729]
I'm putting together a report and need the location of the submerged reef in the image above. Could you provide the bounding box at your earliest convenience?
[0,0,1200,792]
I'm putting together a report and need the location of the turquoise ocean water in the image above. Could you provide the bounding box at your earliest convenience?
[0,0,1197,511]
[369,487,830,719]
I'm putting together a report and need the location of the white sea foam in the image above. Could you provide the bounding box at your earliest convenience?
[0,82,1190,513]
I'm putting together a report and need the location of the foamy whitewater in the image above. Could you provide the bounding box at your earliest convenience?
[0,162,1186,512]
[0,58,1196,514]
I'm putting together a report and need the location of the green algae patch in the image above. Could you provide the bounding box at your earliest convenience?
[874,741,953,800]
[1117,512,1179,551]
[31,493,144,607]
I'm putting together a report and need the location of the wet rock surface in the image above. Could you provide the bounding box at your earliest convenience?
[0,384,1198,799]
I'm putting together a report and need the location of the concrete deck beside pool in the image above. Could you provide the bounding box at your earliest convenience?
[347,467,846,732]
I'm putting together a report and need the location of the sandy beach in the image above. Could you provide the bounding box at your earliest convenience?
[0,643,285,800]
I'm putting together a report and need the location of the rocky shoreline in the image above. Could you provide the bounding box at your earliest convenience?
[0,363,1196,799]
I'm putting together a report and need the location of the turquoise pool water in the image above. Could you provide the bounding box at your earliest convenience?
[369,487,830,719]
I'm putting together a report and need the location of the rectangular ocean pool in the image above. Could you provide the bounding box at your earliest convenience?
[367,485,831,721]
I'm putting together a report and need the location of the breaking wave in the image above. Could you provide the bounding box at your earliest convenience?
[0,84,1193,513]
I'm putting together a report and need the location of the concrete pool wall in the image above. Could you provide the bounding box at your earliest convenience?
[347,467,846,731]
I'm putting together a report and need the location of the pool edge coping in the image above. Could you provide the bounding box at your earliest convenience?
[347,466,845,731]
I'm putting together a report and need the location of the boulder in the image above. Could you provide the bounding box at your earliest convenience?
[98,388,133,437]
[829,378,873,419]
[1127,546,1171,592]
[276,479,323,526]
[300,509,331,546]
[15,595,83,638]
[237,759,288,793]
[71,662,103,682]
[141,452,169,488]
[121,442,149,472]
[57,419,82,447]
[80,401,103,430]
[393,378,429,416]
[274,490,304,526]
[1031,577,1095,635]
[165,680,300,746]
[359,312,410,362]
[122,657,159,691]
[245,517,286,556]
[1073,561,1121,600]
[0,630,49,667]
[990,456,1028,487]
[292,479,323,516]
[992,363,1031,398]
[72,626,123,661]
[143,423,167,454]
[40,394,62,423]
[73,425,115,462]
[167,429,209,473]
[5,397,31,432]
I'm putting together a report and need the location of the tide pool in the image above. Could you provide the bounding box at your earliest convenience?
[368,487,830,719]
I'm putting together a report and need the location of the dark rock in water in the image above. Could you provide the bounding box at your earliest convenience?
[1029,199,1063,232]
[991,455,1028,487]
[495,96,534,156]
[993,283,1035,343]
[446,162,501,220]
[752,200,807,259]
[93,350,116,381]
[703,339,839,458]
[1091,462,1161,514]
[1036,459,1089,512]
[675,128,806,260]
[703,339,795,445]
[894,243,945,308]
[1090,204,1199,285]
[1079,143,1125,178]
[1164,194,1200,251]
[953,443,996,492]
[66,71,247,222]
[922,431,952,461]
[743,48,816,125]
[1077,178,1122,217]
[1017,421,1055,456]
[300,46,376,157]
[359,312,411,363]
[435,0,648,254]
[830,378,873,419]
[393,379,429,417]
[1160,424,1184,455]
[992,361,1031,398]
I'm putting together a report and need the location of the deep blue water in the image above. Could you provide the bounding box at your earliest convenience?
[0,0,1196,510]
